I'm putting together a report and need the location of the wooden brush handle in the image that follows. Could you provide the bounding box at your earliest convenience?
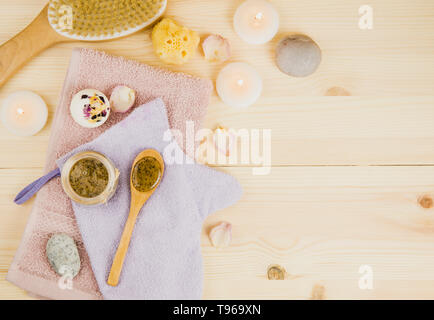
[107,194,149,287]
[0,4,65,88]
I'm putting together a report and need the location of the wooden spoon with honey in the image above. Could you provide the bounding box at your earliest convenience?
[107,149,164,287]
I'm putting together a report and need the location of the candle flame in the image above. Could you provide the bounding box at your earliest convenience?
[17,108,25,115]
[254,12,264,21]
[237,79,244,86]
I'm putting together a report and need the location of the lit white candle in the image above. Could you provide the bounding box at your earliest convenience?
[233,0,279,45]
[216,62,263,108]
[1,91,48,136]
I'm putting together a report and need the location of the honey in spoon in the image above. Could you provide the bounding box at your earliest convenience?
[131,157,162,192]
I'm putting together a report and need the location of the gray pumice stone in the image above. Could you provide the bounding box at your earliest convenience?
[46,233,81,278]
[275,34,322,77]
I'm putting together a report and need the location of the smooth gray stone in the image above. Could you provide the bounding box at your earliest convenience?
[276,34,322,77]
[46,233,81,278]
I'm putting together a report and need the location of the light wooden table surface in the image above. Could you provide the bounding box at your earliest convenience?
[1,0,434,300]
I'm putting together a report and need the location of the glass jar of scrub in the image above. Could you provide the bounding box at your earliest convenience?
[61,151,119,205]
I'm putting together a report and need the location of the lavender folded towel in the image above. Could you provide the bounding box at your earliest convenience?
[56,98,242,299]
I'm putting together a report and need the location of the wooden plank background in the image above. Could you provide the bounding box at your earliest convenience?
[0,0,434,299]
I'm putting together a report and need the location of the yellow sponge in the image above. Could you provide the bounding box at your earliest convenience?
[152,18,200,65]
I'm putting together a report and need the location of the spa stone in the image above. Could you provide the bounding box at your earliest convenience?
[275,34,322,77]
[46,233,81,278]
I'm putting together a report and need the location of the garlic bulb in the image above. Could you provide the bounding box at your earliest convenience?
[110,86,136,113]
[202,34,231,62]
[209,222,232,248]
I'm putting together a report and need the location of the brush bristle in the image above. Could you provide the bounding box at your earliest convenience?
[48,0,166,40]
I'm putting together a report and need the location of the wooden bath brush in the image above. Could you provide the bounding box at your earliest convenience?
[0,0,167,87]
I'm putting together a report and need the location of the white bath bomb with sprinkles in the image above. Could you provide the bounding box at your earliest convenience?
[70,89,110,128]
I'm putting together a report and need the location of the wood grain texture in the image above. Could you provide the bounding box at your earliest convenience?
[0,0,434,300]
[203,167,434,299]
[1,167,434,299]
[2,96,434,168]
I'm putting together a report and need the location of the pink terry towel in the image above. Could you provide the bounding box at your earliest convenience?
[7,48,213,300]
[57,98,242,299]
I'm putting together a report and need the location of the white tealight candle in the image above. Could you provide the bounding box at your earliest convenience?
[216,62,263,108]
[234,0,279,45]
[1,91,48,136]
